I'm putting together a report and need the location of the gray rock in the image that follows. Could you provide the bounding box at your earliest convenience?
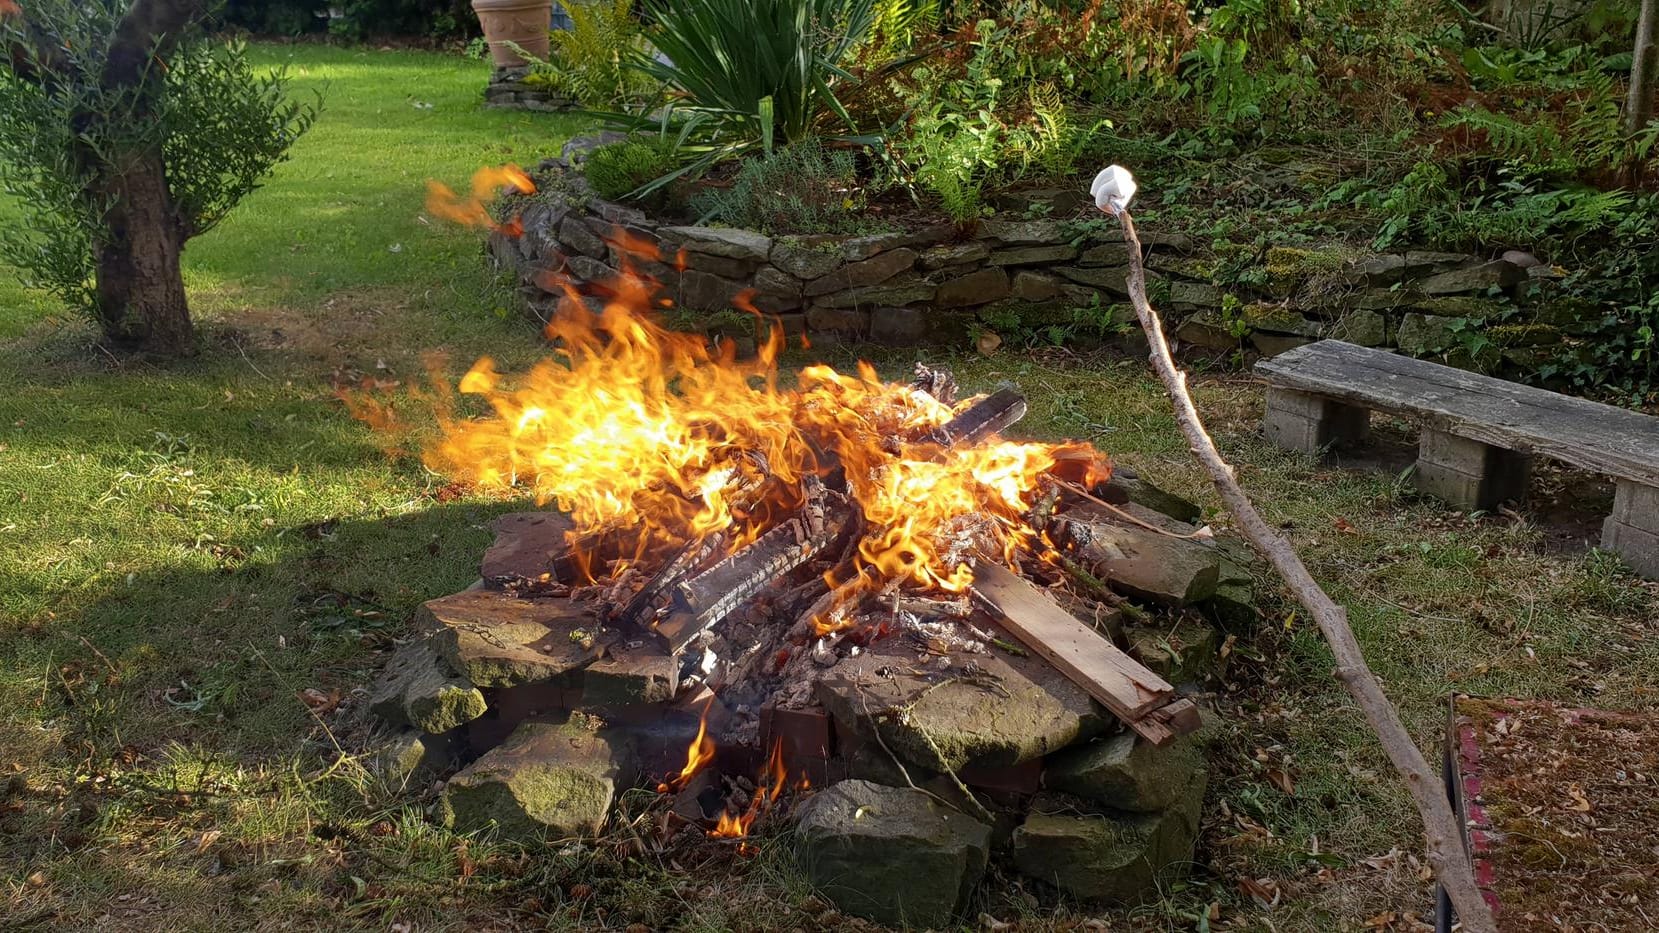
[1418,259,1525,295]
[676,269,748,310]
[771,236,844,280]
[418,589,603,688]
[919,241,991,270]
[1010,270,1065,302]
[1104,469,1201,524]
[481,511,574,587]
[806,306,871,335]
[811,280,937,309]
[563,254,615,285]
[378,728,460,784]
[1352,287,1419,310]
[794,780,991,928]
[660,225,772,261]
[674,251,754,280]
[1058,265,1138,296]
[980,219,1065,245]
[442,719,630,841]
[1169,281,1224,311]
[1407,295,1509,319]
[1401,250,1475,275]
[1249,332,1313,357]
[1395,312,1458,354]
[369,638,487,734]
[987,245,1079,266]
[1239,302,1321,336]
[1500,249,1541,269]
[1044,732,1206,812]
[870,306,929,344]
[1125,622,1223,685]
[557,215,607,260]
[817,639,1108,772]
[1012,771,1206,904]
[1346,253,1407,286]
[1057,518,1221,606]
[1329,309,1389,346]
[803,248,917,296]
[1173,310,1240,351]
[935,267,1011,308]
[582,642,678,707]
[838,231,913,261]
[1080,242,1133,266]
[752,264,802,302]
[586,198,648,228]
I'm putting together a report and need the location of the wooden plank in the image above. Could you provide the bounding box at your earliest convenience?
[1255,340,1659,487]
[919,388,1028,447]
[968,559,1174,723]
[1132,698,1203,746]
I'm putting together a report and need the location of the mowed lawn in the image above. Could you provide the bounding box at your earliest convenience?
[3,43,1658,932]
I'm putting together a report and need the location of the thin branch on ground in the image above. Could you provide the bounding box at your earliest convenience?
[1113,206,1498,933]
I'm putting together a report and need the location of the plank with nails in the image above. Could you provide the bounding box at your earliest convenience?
[968,559,1196,745]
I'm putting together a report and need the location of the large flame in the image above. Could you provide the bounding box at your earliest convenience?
[375,165,1111,606]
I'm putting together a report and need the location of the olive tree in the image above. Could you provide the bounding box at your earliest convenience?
[0,1,317,355]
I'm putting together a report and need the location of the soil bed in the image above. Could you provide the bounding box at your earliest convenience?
[1452,696,1659,931]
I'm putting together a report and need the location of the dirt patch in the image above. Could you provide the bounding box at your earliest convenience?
[1454,697,1659,931]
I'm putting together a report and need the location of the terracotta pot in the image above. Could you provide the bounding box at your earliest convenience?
[472,0,552,69]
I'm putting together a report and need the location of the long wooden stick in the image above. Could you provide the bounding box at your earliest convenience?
[1114,209,1496,932]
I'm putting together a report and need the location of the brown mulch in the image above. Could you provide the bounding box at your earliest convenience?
[1454,697,1659,931]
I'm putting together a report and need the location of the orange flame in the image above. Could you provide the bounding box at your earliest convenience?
[425,164,534,235]
[659,701,717,793]
[373,168,1112,619]
[710,739,790,845]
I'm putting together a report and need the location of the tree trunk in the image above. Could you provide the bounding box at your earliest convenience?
[1629,0,1659,137]
[92,148,194,355]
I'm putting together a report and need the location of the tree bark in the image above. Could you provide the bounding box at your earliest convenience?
[93,148,194,353]
[1629,0,1659,137]
[1112,208,1499,933]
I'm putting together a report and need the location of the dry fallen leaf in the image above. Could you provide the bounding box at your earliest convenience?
[195,829,222,853]
[1266,768,1296,796]
[976,331,1002,356]
[1238,875,1281,909]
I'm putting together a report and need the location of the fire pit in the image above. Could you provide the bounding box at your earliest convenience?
[363,179,1253,924]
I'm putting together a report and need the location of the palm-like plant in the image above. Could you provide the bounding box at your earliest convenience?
[617,0,878,192]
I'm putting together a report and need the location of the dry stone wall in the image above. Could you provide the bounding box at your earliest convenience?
[490,157,1564,371]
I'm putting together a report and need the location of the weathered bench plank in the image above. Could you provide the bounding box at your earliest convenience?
[1256,340,1659,577]
[1256,341,1659,488]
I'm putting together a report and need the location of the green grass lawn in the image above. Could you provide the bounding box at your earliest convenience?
[3,42,1658,933]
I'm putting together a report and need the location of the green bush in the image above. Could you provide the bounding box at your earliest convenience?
[691,139,869,234]
[611,0,879,193]
[536,0,658,109]
[584,140,676,201]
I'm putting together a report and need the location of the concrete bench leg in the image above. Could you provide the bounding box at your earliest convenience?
[1414,429,1530,511]
[1603,480,1659,579]
[1263,387,1370,456]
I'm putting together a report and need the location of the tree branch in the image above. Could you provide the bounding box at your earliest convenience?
[104,0,204,88]
[1113,208,1498,933]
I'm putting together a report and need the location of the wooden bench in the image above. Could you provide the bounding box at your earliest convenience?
[1255,340,1659,579]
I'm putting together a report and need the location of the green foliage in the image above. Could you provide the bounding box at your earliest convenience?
[219,0,474,38]
[691,138,870,234]
[622,0,878,189]
[1546,195,1659,402]
[0,8,317,320]
[583,139,676,201]
[536,0,658,109]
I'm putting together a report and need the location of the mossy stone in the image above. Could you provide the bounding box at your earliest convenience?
[1044,732,1205,812]
[441,719,629,841]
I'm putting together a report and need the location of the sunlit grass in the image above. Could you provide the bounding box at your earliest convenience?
[2,41,1657,932]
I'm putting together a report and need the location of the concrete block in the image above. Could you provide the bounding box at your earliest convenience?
[1414,429,1530,510]
[1602,518,1659,579]
[1611,480,1659,528]
[1263,387,1370,455]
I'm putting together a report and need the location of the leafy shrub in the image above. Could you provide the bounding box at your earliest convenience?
[691,139,869,234]
[584,140,676,201]
[614,0,879,191]
[537,0,658,109]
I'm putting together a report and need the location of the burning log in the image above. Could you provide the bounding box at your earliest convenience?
[654,505,851,652]
[919,387,1028,448]
[966,559,1198,746]
[612,533,727,628]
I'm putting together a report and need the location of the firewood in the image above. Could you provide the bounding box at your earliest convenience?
[918,387,1027,447]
